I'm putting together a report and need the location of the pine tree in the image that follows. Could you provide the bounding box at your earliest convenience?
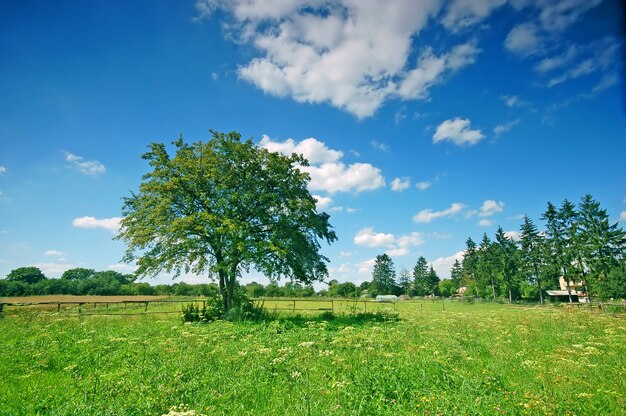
[412,256,429,296]
[519,215,545,304]
[427,266,440,296]
[494,226,519,304]
[371,254,396,295]
[450,259,463,293]
[477,233,498,300]
[397,267,412,295]
[462,237,479,297]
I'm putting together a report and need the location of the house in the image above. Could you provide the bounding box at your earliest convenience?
[546,277,588,303]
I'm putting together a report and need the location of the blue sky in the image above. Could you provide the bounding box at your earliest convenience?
[1,0,625,286]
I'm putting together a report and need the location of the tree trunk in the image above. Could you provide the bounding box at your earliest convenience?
[218,270,228,312]
[490,278,496,301]
[473,273,479,298]
[537,272,544,305]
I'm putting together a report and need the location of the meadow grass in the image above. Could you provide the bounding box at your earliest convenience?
[0,301,624,415]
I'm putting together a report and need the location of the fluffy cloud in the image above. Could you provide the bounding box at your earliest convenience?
[0,166,6,174]
[354,227,395,248]
[504,23,541,56]
[107,263,138,273]
[72,216,122,232]
[413,202,466,223]
[198,1,483,118]
[433,118,484,146]
[34,262,72,277]
[259,135,342,163]
[354,227,423,257]
[416,181,431,191]
[358,258,377,275]
[500,94,527,108]
[313,195,333,210]
[430,251,465,279]
[494,119,520,135]
[442,0,506,31]
[65,152,106,175]
[479,200,505,216]
[391,177,411,192]
[45,250,66,257]
[504,230,521,241]
[547,39,619,88]
[260,136,385,194]
[468,199,505,218]
[620,211,626,222]
[477,218,493,227]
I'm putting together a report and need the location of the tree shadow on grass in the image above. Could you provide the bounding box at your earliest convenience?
[257,310,400,331]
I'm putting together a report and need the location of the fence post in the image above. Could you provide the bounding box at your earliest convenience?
[144,302,148,312]
[293,300,296,311]
[364,301,367,313]
[57,303,61,312]
[331,300,334,312]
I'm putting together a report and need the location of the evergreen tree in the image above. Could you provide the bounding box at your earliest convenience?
[427,266,440,296]
[577,194,626,299]
[477,233,498,300]
[397,267,412,295]
[494,226,519,304]
[450,259,463,293]
[542,201,574,303]
[371,254,396,295]
[412,256,429,296]
[519,215,545,304]
[462,237,479,297]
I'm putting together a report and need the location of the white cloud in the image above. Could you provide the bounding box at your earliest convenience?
[358,258,377,275]
[413,202,466,223]
[504,230,521,241]
[302,162,385,194]
[45,250,66,257]
[505,23,541,56]
[345,207,358,214]
[34,262,72,277]
[497,118,521,134]
[591,71,619,94]
[535,45,578,73]
[620,211,626,222]
[107,263,138,273]
[537,0,602,32]
[371,140,389,152]
[201,1,484,118]
[260,136,385,194]
[339,251,353,258]
[442,0,506,31]
[494,119,520,135]
[433,118,485,146]
[354,227,423,257]
[354,227,395,248]
[397,42,480,101]
[479,200,505,216]
[0,166,6,174]
[72,216,122,232]
[65,152,106,175]
[391,177,411,192]
[416,181,431,191]
[430,251,465,279]
[500,94,527,108]
[547,39,619,88]
[259,135,342,164]
[313,195,333,210]
[477,218,493,227]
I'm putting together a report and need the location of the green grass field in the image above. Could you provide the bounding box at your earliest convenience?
[1,301,624,415]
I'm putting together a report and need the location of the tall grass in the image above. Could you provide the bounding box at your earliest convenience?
[1,302,624,415]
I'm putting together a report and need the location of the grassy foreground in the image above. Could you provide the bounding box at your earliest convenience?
[1,302,624,415]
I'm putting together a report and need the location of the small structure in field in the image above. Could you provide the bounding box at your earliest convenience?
[375,295,398,303]
[546,277,589,303]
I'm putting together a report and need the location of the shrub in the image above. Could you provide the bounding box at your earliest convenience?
[181,290,267,323]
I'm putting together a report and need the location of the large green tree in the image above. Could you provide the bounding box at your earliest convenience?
[6,267,46,284]
[412,256,429,296]
[519,215,545,304]
[371,254,396,295]
[117,131,337,311]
